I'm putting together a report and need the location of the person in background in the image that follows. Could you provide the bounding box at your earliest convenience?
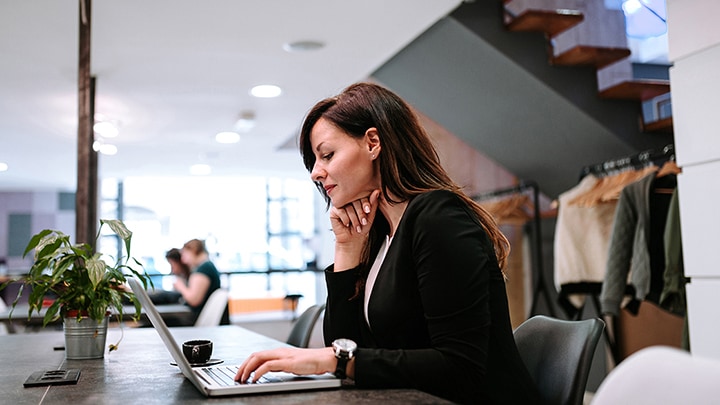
[142,248,194,326]
[166,247,191,281]
[234,82,541,404]
[176,239,229,325]
[148,248,191,308]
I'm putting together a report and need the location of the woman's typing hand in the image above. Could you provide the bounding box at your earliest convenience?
[234,347,338,384]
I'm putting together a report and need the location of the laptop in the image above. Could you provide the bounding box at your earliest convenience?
[127,278,341,397]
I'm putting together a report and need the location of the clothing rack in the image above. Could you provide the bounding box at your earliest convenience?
[566,144,676,365]
[473,180,555,317]
[579,144,675,180]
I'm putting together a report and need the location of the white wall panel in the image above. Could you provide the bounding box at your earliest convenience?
[687,280,720,359]
[669,45,720,167]
[668,0,720,61]
[669,0,720,362]
[677,162,720,278]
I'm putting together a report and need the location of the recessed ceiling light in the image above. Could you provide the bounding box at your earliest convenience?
[0,162,8,172]
[190,163,211,176]
[94,121,119,138]
[92,140,117,154]
[100,143,117,156]
[250,84,282,98]
[215,131,241,144]
[283,40,325,52]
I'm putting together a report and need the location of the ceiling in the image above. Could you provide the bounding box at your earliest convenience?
[0,0,462,191]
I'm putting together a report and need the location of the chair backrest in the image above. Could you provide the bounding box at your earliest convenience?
[194,288,229,327]
[286,303,326,348]
[591,346,720,405]
[514,315,605,405]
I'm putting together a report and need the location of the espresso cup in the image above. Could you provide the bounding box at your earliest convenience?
[182,339,213,364]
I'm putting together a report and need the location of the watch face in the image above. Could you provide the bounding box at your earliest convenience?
[334,338,357,352]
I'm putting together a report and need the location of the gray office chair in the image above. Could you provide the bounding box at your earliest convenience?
[286,303,326,348]
[513,315,605,405]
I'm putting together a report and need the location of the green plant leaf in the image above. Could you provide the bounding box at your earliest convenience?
[131,296,143,321]
[101,219,133,259]
[27,258,46,276]
[10,283,26,318]
[125,259,153,290]
[23,229,53,258]
[108,289,124,316]
[43,300,61,327]
[35,235,64,262]
[27,279,48,314]
[69,243,92,258]
[87,257,106,289]
[52,255,76,283]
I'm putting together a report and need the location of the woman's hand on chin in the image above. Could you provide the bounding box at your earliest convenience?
[329,189,380,270]
[330,190,380,241]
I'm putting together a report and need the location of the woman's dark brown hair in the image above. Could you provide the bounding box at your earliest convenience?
[299,82,510,271]
[166,247,191,279]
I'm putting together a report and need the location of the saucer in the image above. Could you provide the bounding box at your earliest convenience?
[171,358,224,367]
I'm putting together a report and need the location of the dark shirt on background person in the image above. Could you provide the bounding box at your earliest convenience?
[176,239,229,325]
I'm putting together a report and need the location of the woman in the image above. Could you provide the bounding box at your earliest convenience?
[175,239,228,325]
[148,248,191,307]
[166,247,191,281]
[235,83,540,404]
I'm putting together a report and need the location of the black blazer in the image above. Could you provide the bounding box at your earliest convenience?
[324,190,541,404]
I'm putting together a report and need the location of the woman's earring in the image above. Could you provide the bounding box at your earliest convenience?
[371,154,375,159]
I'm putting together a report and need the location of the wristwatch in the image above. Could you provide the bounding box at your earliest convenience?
[332,338,357,379]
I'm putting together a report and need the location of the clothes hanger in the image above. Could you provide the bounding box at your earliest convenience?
[654,160,681,194]
[656,160,681,178]
[656,145,680,178]
[654,145,681,195]
[480,194,532,225]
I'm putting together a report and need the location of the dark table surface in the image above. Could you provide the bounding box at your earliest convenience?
[0,304,193,333]
[0,325,452,404]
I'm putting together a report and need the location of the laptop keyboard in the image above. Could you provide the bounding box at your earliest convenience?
[200,366,283,386]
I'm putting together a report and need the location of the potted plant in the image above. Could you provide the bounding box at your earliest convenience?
[0,219,152,359]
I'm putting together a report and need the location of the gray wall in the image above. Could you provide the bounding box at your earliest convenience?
[0,191,75,274]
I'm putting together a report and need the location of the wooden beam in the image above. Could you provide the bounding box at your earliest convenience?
[76,0,97,246]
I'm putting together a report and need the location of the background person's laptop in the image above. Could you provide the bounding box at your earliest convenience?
[128,278,340,397]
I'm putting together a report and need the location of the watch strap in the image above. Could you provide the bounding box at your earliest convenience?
[334,355,349,379]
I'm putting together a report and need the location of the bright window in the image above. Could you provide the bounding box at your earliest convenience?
[99,176,319,300]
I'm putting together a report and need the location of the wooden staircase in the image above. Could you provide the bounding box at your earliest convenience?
[502,0,672,134]
[550,45,631,68]
[504,8,583,37]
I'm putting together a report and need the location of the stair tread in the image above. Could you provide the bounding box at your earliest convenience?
[642,116,674,134]
[506,9,584,37]
[599,80,671,101]
[551,45,631,68]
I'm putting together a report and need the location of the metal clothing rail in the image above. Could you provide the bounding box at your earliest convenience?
[473,180,555,317]
[579,144,675,180]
